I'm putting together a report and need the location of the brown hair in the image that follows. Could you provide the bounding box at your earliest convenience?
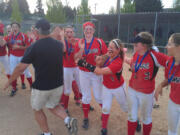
[138,32,154,49]
[169,33,180,47]
[111,39,124,60]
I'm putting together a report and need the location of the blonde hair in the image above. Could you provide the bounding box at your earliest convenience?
[169,33,180,47]
[138,32,154,49]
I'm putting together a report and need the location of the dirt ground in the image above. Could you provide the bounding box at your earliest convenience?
[0,57,179,135]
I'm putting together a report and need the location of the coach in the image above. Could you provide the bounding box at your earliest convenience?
[4,19,77,135]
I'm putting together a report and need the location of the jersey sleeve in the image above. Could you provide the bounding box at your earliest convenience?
[108,59,123,74]
[99,39,108,55]
[154,51,169,67]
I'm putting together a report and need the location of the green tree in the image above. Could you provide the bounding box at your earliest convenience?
[46,0,66,23]
[77,0,91,23]
[134,0,163,12]
[121,0,135,13]
[11,0,22,23]
[35,0,44,16]
[173,0,180,11]
[63,6,75,22]
[109,6,116,14]
[18,0,29,15]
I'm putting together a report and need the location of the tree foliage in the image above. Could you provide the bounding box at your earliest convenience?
[63,6,75,22]
[35,0,44,16]
[121,0,135,13]
[11,0,22,23]
[46,0,66,23]
[109,6,116,14]
[173,0,180,11]
[77,0,91,23]
[134,0,163,12]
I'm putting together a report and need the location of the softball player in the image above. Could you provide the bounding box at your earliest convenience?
[74,22,107,130]
[77,39,128,135]
[155,33,180,135]
[125,32,168,135]
[0,23,10,79]
[62,25,82,112]
[4,22,32,96]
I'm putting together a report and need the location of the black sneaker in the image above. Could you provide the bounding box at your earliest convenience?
[66,117,78,135]
[89,105,94,111]
[9,89,16,97]
[136,120,141,132]
[22,83,26,89]
[82,118,89,130]
[101,128,107,135]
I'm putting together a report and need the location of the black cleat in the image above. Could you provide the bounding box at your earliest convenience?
[21,83,26,89]
[9,89,17,97]
[82,118,89,130]
[101,128,107,135]
[136,120,141,132]
[89,105,94,111]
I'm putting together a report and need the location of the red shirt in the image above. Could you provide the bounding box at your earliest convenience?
[129,50,168,94]
[4,32,29,57]
[165,57,180,105]
[63,40,77,68]
[0,45,7,56]
[103,57,124,89]
[75,37,107,72]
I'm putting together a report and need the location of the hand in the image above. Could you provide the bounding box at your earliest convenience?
[95,55,103,67]
[70,38,78,46]
[12,44,20,50]
[78,39,85,49]
[154,84,163,101]
[94,67,101,75]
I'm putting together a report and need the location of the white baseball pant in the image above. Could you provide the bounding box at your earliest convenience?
[63,67,81,95]
[79,70,102,104]
[9,54,32,78]
[102,83,128,114]
[127,87,154,125]
[168,99,180,135]
[0,55,10,75]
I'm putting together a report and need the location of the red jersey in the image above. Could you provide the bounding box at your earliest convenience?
[103,56,124,89]
[63,40,77,68]
[75,37,107,72]
[165,57,180,105]
[0,45,7,56]
[4,32,29,57]
[129,50,168,94]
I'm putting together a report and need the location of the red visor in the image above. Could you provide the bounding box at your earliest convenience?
[83,22,95,29]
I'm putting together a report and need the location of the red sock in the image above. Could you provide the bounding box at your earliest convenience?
[60,92,65,104]
[72,80,80,100]
[20,74,25,84]
[63,95,69,109]
[27,77,32,86]
[128,121,137,135]
[6,74,10,79]
[82,103,90,119]
[102,113,109,129]
[143,123,152,135]
[12,80,17,90]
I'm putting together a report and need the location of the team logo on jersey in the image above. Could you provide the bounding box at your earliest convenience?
[132,63,150,70]
[171,76,180,83]
[88,48,98,54]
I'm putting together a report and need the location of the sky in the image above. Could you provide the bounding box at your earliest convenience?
[27,0,174,14]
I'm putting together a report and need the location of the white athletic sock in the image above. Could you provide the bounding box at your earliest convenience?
[44,132,51,135]
[64,116,70,124]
